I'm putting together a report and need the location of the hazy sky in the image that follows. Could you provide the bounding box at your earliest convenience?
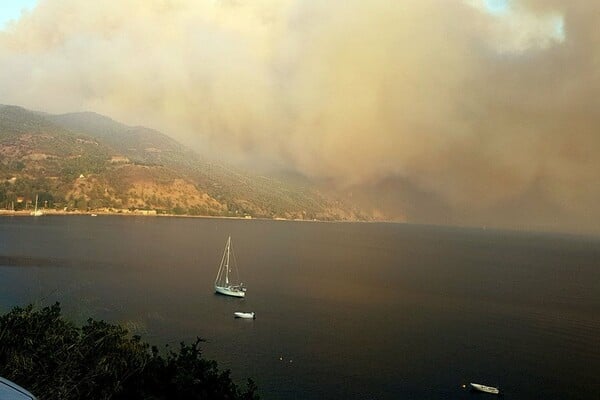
[0,0,598,233]
[0,0,37,28]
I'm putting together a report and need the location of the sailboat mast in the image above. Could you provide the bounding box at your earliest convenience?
[225,236,231,285]
[216,242,227,285]
[213,236,245,297]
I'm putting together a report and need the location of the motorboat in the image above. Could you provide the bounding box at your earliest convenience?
[469,383,500,395]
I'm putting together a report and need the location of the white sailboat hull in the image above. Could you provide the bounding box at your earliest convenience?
[215,285,246,298]
[470,383,500,394]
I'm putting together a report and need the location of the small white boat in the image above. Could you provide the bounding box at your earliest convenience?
[470,383,500,394]
[234,312,255,319]
[214,236,246,298]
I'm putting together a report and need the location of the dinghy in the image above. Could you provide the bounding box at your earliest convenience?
[469,383,500,394]
[234,312,255,319]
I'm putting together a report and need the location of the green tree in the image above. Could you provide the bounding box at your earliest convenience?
[0,304,259,400]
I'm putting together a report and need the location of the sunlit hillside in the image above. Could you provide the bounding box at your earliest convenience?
[0,105,367,220]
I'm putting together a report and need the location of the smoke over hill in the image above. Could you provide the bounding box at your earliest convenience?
[1,1,599,233]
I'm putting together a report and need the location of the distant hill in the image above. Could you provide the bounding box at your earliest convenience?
[0,104,367,220]
[47,112,189,164]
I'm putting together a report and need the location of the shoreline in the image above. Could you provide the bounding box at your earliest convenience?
[1,210,597,238]
[0,209,370,223]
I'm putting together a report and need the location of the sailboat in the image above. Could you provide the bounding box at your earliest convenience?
[214,236,246,297]
[30,195,43,217]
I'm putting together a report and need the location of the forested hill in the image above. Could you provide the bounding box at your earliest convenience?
[0,104,367,220]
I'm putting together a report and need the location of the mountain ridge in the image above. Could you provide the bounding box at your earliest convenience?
[0,104,369,221]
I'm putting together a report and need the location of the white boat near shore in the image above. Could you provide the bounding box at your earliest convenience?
[469,383,500,394]
[234,312,255,319]
[30,195,43,217]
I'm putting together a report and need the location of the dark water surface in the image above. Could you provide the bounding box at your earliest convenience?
[0,216,598,399]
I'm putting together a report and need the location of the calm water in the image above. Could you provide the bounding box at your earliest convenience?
[0,216,598,399]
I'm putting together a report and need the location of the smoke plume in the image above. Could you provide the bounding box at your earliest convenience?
[1,0,599,233]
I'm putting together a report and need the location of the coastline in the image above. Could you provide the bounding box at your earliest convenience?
[0,209,369,223]
[3,210,597,237]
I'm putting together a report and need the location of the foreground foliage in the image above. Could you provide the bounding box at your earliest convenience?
[0,303,258,400]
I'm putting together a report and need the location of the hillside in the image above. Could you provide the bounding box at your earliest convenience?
[0,105,367,220]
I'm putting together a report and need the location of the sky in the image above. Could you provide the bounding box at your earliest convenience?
[0,0,37,28]
[0,0,599,234]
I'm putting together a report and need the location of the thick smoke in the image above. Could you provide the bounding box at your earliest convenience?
[1,0,598,233]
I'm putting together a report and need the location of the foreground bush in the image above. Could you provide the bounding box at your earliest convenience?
[0,303,258,400]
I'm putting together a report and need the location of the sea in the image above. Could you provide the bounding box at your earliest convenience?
[0,216,598,399]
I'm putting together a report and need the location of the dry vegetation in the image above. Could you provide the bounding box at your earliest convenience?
[0,105,367,220]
